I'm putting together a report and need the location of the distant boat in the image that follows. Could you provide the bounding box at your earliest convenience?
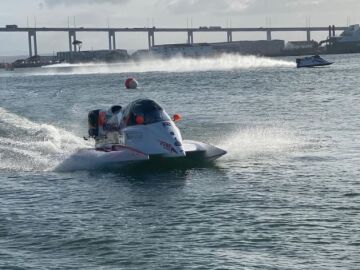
[296,55,333,68]
[320,24,360,54]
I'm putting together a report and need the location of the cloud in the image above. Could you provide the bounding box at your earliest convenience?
[44,0,129,7]
[161,0,251,14]
[161,0,360,15]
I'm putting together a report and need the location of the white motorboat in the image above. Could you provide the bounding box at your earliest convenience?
[59,99,226,170]
[296,55,333,68]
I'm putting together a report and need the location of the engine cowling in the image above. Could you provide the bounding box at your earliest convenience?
[88,106,122,148]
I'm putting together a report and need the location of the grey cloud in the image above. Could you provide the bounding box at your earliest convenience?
[161,0,360,15]
[244,0,360,14]
[160,0,250,14]
[44,0,129,7]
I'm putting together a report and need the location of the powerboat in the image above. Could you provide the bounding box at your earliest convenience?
[296,55,333,68]
[58,99,226,171]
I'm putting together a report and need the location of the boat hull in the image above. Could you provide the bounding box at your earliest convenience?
[297,62,333,68]
[56,141,226,171]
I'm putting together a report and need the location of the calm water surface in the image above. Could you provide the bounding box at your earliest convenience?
[0,54,359,269]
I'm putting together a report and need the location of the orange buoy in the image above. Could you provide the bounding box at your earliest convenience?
[172,114,181,122]
[125,77,138,89]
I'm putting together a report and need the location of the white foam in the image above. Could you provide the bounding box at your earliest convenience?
[0,107,90,172]
[218,125,303,159]
[33,54,295,76]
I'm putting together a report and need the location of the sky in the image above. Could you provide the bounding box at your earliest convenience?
[1,0,360,56]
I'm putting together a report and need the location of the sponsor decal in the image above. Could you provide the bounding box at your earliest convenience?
[174,138,182,146]
[159,140,177,154]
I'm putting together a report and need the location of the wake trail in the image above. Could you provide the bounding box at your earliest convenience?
[218,125,305,160]
[0,107,90,172]
[30,54,295,76]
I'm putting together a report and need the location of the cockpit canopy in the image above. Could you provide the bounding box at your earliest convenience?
[121,99,171,127]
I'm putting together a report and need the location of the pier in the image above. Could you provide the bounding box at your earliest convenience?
[0,25,347,57]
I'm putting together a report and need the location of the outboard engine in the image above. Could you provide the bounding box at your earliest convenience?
[88,109,101,138]
[87,106,122,148]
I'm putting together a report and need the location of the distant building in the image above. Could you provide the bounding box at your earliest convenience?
[211,40,285,56]
[57,49,129,63]
[131,49,152,60]
[149,40,285,58]
[151,43,214,57]
[285,40,318,51]
[282,40,319,55]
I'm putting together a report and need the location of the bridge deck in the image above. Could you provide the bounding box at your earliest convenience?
[0,26,347,32]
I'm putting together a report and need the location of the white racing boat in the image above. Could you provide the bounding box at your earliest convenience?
[296,55,333,68]
[59,99,226,170]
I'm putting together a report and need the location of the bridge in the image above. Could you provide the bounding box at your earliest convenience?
[0,26,347,57]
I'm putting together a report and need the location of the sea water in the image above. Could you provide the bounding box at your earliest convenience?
[0,54,359,269]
